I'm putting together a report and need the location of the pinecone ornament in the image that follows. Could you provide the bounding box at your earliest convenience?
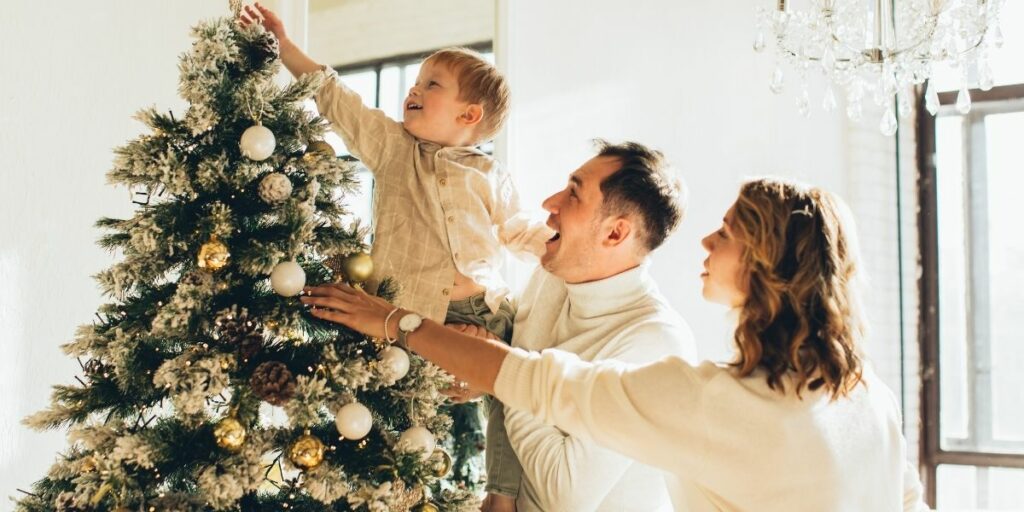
[215,307,264,360]
[245,30,279,70]
[82,358,108,382]
[250,361,295,405]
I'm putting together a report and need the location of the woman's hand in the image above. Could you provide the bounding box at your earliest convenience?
[441,323,498,402]
[238,2,288,41]
[447,322,501,341]
[300,283,398,339]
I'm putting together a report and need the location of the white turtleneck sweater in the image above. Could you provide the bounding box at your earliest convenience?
[502,264,697,512]
[495,342,930,511]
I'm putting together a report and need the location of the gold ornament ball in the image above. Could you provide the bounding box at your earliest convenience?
[80,455,97,473]
[289,433,325,470]
[198,237,230,271]
[306,140,336,158]
[213,417,247,453]
[341,252,374,283]
[430,448,453,478]
[412,502,441,512]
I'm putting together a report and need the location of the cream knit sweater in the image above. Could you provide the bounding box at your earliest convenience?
[504,265,697,511]
[496,326,929,511]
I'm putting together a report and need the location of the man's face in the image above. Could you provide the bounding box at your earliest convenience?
[540,155,621,283]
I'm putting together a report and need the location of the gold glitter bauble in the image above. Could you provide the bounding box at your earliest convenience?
[306,140,336,158]
[80,455,97,473]
[288,433,325,470]
[197,237,230,271]
[429,448,452,478]
[213,417,247,453]
[341,252,374,283]
[412,502,441,512]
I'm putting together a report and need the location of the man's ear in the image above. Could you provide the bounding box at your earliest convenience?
[603,216,633,248]
[459,104,484,127]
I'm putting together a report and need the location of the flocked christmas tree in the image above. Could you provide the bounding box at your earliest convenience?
[15,4,477,511]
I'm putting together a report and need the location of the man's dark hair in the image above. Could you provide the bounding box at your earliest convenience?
[594,139,686,253]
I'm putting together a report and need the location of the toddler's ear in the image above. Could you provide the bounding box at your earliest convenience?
[459,104,484,127]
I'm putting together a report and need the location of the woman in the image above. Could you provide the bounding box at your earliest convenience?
[302,178,928,511]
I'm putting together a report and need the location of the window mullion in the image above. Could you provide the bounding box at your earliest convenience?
[965,111,994,455]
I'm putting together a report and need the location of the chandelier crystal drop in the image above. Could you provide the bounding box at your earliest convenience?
[756,0,1004,133]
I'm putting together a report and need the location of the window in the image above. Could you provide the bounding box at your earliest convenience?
[320,44,495,230]
[917,4,1024,508]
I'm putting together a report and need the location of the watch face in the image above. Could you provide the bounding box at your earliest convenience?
[399,313,423,332]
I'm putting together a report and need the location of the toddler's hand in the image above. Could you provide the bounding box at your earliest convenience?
[239,2,288,41]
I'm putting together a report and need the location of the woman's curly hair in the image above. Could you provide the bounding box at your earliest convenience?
[730,178,865,399]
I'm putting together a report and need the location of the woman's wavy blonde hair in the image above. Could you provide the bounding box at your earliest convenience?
[730,178,865,399]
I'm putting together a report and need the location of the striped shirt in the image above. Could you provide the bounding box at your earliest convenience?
[314,68,552,322]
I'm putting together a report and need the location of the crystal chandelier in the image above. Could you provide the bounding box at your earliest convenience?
[755,0,1005,134]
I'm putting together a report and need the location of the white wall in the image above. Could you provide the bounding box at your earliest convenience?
[309,0,494,67]
[0,0,237,503]
[501,0,849,363]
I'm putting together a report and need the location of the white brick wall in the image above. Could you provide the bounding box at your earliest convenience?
[842,98,922,460]
[309,0,495,67]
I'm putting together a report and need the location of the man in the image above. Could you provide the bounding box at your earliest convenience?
[306,140,696,511]
[469,140,697,511]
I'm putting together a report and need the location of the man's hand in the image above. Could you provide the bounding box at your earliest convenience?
[239,2,288,41]
[480,493,517,512]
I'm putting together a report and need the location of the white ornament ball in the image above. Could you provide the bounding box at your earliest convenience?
[379,346,410,380]
[240,124,276,161]
[398,426,436,459]
[270,261,306,296]
[335,402,373,440]
[259,172,293,204]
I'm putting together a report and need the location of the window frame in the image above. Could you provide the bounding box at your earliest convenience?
[332,41,494,114]
[916,82,1024,506]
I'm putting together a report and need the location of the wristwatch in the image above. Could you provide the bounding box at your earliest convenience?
[396,312,423,348]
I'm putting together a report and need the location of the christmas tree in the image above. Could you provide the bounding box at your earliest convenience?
[15,5,476,512]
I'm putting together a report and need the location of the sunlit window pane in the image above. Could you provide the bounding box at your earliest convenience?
[379,65,402,120]
[938,465,1024,510]
[931,1,1024,91]
[937,465,977,510]
[936,115,970,444]
[985,111,1024,445]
